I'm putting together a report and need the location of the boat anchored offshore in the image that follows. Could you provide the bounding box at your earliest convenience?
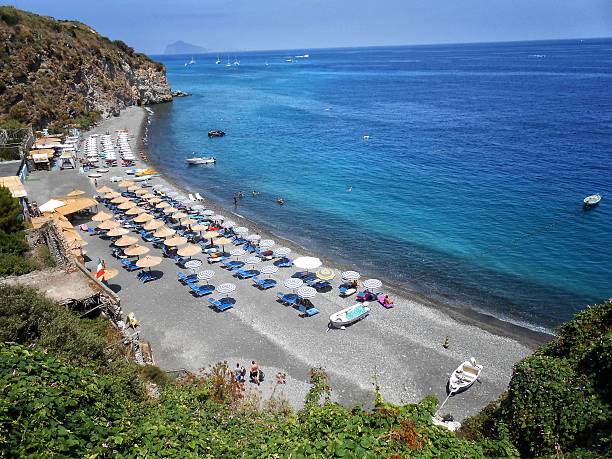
[186,156,216,165]
[448,358,482,394]
[583,193,602,208]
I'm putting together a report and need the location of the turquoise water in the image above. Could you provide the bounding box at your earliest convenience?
[147,39,612,331]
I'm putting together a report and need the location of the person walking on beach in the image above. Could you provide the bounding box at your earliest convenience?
[249,360,260,385]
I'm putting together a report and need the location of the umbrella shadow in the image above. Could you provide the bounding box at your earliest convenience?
[107,283,122,293]
[149,270,164,281]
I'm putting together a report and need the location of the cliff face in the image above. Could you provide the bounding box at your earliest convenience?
[0,7,172,129]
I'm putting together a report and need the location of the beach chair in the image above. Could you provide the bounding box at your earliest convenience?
[292,271,310,279]
[121,258,141,271]
[274,257,293,268]
[298,304,320,317]
[305,277,331,290]
[189,284,214,297]
[232,237,246,246]
[276,292,298,307]
[223,260,244,270]
[377,294,395,309]
[339,286,357,297]
[252,276,277,290]
[138,270,156,283]
[208,297,234,312]
[234,269,260,280]
[207,255,226,264]
[195,192,204,200]
[356,291,375,302]
[177,271,197,284]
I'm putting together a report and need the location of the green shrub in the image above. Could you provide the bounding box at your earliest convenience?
[0,186,24,234]
[0,7,19,26]
[0,252,35,276]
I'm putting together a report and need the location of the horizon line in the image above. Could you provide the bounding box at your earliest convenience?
[151,35,612,57]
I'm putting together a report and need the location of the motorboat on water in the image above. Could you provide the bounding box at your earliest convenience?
[186,156,216,165]
[583,193,602,208]
[329,303,370,329]
[448,358,482,394]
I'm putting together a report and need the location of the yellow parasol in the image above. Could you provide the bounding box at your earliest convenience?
[177,243,202,257]
[136,255,162,269]
[97,219,120,230]
[133,213,154,223]
[106,227,130,237]
[164,236,188,247]
[153,226,176,238]
[123,244,150,257]
[114,235,138,247]
[91,210,113,222]
[144,219,165,231]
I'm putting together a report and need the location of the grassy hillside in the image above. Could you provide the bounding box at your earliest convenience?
[0,7,172,130]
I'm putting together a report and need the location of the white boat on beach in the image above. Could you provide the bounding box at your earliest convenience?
[186,156,216,165]
[583,193,602,208]
[448,358,482,394]
[329,303,370,329]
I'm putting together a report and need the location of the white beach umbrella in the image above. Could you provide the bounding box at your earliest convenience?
[201,209,214,216]
[233,226,248,235]
[216,282,236,297]
[222,220,236,229]
[293,256,322,271]
[230,248,246,258]
[197,270,215,281]
[341,270,361,281]
[191,204,205,211]
[246,234,261,242]
[244,256,261,269]
[184,259,203,271]
[274,247,291,257]
[363,278,382,291]
[211,214,224,222]
[259,239,275,249]
[260,265,279,277]
[284,278,304,290]
[297,286,317,299]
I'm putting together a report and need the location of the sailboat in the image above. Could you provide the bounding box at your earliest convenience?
[225,57,231,67]
[233,56,240,66]
[215,54,221,64]
[185,56,196,66]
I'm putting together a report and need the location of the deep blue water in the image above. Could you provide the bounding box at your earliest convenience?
[147,39,612,332]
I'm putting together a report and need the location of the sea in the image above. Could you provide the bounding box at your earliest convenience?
[146,39,612,333]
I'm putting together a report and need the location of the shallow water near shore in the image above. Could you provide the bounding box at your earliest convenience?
[147,39,612,332]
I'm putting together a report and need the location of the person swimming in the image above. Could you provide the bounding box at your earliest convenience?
[276,197,285,205]
[347,185,353,192]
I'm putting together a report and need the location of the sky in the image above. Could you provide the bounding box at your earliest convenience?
[4,0,612,54]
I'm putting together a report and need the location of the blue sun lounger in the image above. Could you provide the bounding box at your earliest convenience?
[208,297,234,312]
[252,276,277,290]
[234,269,260,279]
[298,304,320,317]
[138,270,156,283]
[223,260,244,270]
[177,271,197,284]
[276,292,298,306]
[121,258,141,271]
[189,284,214,297]
[274,257,293,268]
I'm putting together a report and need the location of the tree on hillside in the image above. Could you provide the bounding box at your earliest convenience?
[0,186,23,234]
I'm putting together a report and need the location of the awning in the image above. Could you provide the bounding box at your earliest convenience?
[0,175,27,198]
[32,153,50,163]
[54,197,98,216]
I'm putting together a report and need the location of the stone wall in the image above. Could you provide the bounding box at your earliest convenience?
[25,220,75,269]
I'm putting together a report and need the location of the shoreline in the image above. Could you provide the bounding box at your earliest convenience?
[35,105,542,419]
[141,105,552,349]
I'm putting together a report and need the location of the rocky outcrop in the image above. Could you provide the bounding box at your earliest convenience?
[171,90,190,97]
[0,7,172,129]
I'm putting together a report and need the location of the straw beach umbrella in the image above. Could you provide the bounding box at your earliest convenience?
[118,201,136,210]
[180,218,197,227]
[111,196,128,204]
[124,245,150,257]
[67,188,85,197]
[177,243,201,258]
[133,213,154,223]
[104,191,121,199]
[118,180,134,188]
[114,235,138,247]
[144,219,165,231]
[91,210,112,222]
[142,193,156,200]
[106,227,130,237]
[135,188,148,196]
[163,206,178,215]
[164,236,188,247]
[191,224,206,234]
[97,219,120,230]
[213,237,232,253]
[148,197,162,204]
[126,206,146,215]
[172,211,187,221]
[96,186,113,194]
[100,268,118,282]
[154,226,176,238]
[156,201,170,209]
[136,255,162,270]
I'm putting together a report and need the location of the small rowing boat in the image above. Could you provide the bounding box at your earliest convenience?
[329,303,370,329]
[448,358,482,394]
[583,193,602,208]
[186,156,216,165]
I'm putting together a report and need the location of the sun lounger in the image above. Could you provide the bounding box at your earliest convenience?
[356,291,375,302]
[195,193,204,200]
[208,297,234,312]
[292,271,310,279]
[377,294,395,309]
[252,276,277,290]
[304,277,331,290]
[121,259,141,271]
[222,260,244,270]
[276,292,298,306]
[189,284,214,297]
[274,257,293,268]
[298,304,320,317]
[177,271,197,284]
[138,270,156,283]
[208,255,226,264]
[232,237,246,246]
[234,269,260,279]
[339,286,357,297]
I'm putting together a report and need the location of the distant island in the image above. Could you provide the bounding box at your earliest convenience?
[164,40,208,55]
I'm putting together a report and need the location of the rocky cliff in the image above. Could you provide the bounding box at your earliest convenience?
[0,7,172,130]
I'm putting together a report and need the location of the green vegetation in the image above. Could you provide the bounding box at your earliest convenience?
[0,6,170,131]
[461,300,612,458]
[0,186,35,276]
[0,283,609,457]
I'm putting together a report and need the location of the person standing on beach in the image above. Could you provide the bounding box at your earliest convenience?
[249,360,260,385]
